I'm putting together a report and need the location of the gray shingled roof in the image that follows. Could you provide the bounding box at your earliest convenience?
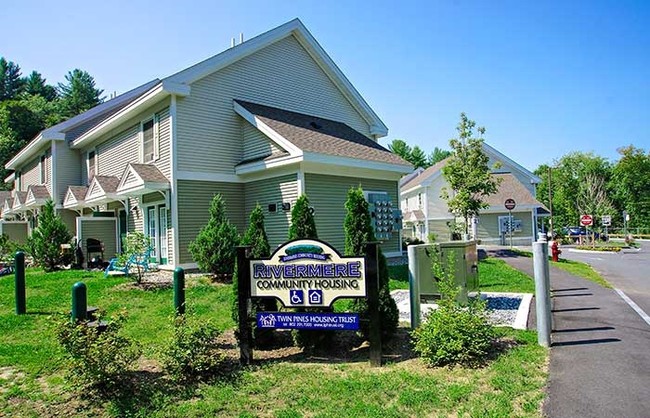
[484,173,546,208]
[92,176,120,194]
[27,185,51,200]
[13,191,27,205]
[0,191,12,204]
[235,100,409,167]
[401,158,450,189]
[129,164,169,184]
[67,186,89,201]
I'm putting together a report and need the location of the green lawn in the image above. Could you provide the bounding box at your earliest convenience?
[1,268,547,417]
[551,259,612,288]
[389,258,535,294]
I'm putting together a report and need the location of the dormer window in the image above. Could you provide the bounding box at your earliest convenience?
[141,115,159,163]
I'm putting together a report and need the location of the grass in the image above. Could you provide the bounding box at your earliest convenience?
[551,259,612,288]
[478,258,535,293]
[0,268,547,417]
[389,258,535,294]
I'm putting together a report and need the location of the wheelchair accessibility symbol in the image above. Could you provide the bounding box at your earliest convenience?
[289,290,304,305]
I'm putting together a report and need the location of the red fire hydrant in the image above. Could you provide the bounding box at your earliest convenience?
[551,241,561,262]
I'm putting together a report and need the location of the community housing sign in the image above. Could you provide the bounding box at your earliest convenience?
[250,239,366,307]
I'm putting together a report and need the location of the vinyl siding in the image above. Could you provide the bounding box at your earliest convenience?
[59,209,78,235]
[0,222,28,244]
[79,218,118,260]
[304,173,400,254]
[426,178,452,218]
[242,120,284,161]
[428,219,454,242]
[88,100,171,180]
[21,158,40,191]
[44,151,52,193]
[476,211,534,244]
[244,174,297,248]
[177,180,245,264]
[488,155,537,195]
[177,35,372,174]
[96,125,140,177]
[55,141,82,204]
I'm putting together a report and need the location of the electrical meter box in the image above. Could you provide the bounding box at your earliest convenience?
[409,241,479,304]
[365,191,402,241]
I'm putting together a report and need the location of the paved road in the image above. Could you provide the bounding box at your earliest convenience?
[562,245,650,318]
[490,250,650,418]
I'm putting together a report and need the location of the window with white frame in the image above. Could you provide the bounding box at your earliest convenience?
[141,115,159,163]
[39,150,49,184]
[87,150,96,182]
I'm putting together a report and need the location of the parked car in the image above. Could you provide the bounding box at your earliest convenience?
[561,226,605,242]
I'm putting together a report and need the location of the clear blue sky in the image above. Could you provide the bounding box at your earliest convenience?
[3,0,649,171]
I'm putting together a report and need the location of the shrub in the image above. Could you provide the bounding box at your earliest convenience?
[232,203,277,348]
[161,315,225,382]
[412,249,495,366]
[189,194,239,280]
[28,200,72,271]
[345,187,398,342]
[55,311,141,397]
[122,231,151,283]
[288,195,330,349]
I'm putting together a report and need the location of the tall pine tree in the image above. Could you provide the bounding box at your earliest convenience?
[57,69,104,118]
[0,58,24,101]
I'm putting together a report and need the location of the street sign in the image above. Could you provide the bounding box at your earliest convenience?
[580,214,593,226]
[504,198,516,211]
[602,215,611,226]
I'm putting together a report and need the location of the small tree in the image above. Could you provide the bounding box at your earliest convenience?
[189,194,239,280]
[288,195,328,349]
[441,113,500,234]
[28,200,72,271]
[232,203,277,347]
[345,187,398,341]
[122,231,151,284]
[288,195,318,239]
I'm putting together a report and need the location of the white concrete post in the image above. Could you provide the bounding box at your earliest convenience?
[533,235,552,347]
[407,245,421,329]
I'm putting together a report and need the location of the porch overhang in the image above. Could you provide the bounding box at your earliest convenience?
[116,163,170,197]
[25,185,51,209]
[63,186,89,210]
[84,176,120,207]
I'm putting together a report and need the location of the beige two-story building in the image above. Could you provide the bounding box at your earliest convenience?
[3,19,411,268]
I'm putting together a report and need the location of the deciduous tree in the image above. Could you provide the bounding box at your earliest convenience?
[441,113,500,234]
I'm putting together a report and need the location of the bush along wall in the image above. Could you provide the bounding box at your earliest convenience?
[288,194,333,350]
[232,203,278,348]
[345,187,398,342]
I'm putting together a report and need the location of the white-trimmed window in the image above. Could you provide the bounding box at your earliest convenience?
[141,115,159,163]
[87,150,96,183]
[39,149,50,184]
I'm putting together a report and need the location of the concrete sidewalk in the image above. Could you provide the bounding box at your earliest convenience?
[491,251,650,418]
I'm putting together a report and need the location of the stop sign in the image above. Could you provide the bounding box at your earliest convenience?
[504,198,516,211]
[580,214,593,226]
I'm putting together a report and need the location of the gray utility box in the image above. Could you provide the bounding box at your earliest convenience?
[409,241,479,305]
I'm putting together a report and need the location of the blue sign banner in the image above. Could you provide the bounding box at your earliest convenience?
[257,312,359,330]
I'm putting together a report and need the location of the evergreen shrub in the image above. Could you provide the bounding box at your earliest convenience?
[28,200,72,271]
[412,250,495,366]
[189,194,239,280]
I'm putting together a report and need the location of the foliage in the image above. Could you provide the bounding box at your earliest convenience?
[535,152,613,231]
[27,200,72,271]
[288,194,318,240]
[427,232,437,243]
[160,315,225,382]
[428,146,452,165]
[441,113,500,234]
[0,57,24,101]
[121,231,151,283]
[286,194,330,349]
[388,138,442,169]
[23,71,57,101]
[57,69,104,118]
[232,203,277,347]
[412,249,496,366]
[611,146,650,229]
[55,310,142,397]
[189,194,239,278]
[344,186,398,341]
